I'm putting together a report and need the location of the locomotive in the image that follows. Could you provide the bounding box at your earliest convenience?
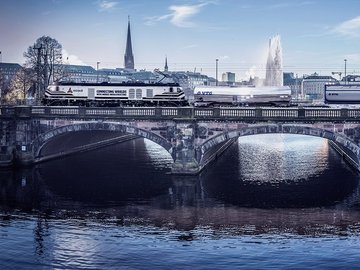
[43,82,188,106]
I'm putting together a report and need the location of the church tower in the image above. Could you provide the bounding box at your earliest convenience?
[124,17,134,69]
[164,56,168,72]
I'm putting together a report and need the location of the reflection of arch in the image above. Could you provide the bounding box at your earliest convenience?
[31,122,173,159]
[198,124,360,167]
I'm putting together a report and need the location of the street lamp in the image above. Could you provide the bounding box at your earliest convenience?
[96,61,100,83]
[216,59,219,86]
[52,50,62,83]
[344,59,347,85]
[34,44,42,103]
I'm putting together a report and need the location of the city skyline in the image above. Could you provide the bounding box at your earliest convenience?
[1,0,360,80]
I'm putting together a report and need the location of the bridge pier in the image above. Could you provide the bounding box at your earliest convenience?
[172,152,200,174]
[15,146,35,166]
[171,121,237,175]
[171,121,201,174]
[0,146,15,167]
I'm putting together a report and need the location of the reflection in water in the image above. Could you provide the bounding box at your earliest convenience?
[1,135,360,269]
[236,134,330,183]
[1,135,360,229]
[202,135,359,208]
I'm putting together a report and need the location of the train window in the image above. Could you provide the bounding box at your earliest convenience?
[169,87,173,93]
[146,89,153,98]
[136,89,142,99]
[56,86,60,91]
[88,88,95,99]
[129,89,135,99]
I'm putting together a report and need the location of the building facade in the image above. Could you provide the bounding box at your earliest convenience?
[222,72,236,85]
[283,72,302,99]
[0,62,22,98]
[302,74,337,101]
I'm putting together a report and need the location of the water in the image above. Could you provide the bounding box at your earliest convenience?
[1,134,360,269]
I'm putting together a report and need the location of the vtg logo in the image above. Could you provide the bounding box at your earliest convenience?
[197,91,213,95]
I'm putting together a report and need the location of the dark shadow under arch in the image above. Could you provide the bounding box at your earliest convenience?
[32,122,173,159]
[198,124,360,168]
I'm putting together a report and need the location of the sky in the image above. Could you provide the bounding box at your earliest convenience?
[1,0,360,81]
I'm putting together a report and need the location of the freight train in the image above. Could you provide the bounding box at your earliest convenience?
[193,85,292,107]
[43,82,188,106]
[325,84,360,104]
[43,82,294,107]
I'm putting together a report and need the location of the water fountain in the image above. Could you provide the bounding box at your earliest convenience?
[264,34,283,86]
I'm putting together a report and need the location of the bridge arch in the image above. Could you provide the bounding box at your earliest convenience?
[198,124,360,168]
[31,121,173,159]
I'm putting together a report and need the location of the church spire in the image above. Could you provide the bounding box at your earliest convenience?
[124,16,134,69]
[164,56,168,72]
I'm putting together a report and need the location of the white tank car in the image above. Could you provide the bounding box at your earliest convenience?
[193,85,291,107]
[325,84,360,104]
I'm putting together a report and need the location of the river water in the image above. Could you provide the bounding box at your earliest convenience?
[1,134,360,269]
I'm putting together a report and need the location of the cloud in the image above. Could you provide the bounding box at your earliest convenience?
[182,44,198,49]
[145,2,209,28]
[266,1,314,9]
[97,0,118,12]
[344,53,360,62]
[219,55,229,60]
[62,49,86,66]
[333,16,360,37]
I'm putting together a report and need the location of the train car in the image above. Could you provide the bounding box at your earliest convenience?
[43,82,188,106]
[325,84,360,104]
[193,85,291,107]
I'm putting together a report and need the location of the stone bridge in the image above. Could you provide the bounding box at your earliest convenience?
[1,106,360,174]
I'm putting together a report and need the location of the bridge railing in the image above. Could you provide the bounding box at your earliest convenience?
[2,106,360,121]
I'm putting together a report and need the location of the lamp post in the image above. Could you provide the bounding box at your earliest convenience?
[52,50,62,83]
[34,44,42,103]
[96,61,100,83]
[216,59,219,86]
[344,59,347,85]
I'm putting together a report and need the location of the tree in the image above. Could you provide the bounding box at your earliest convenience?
[4,67,34,104]
[0,71,5,103]
[24,36,63,100]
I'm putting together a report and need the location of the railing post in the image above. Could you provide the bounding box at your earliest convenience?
[116,107,123,116]
[155,107,162,117]
[255,107,262,118]
[213,107,220,118]
[341,108,348,118]
[15,106,31,118]
[298,107,305,118]
[79,107,86,117]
